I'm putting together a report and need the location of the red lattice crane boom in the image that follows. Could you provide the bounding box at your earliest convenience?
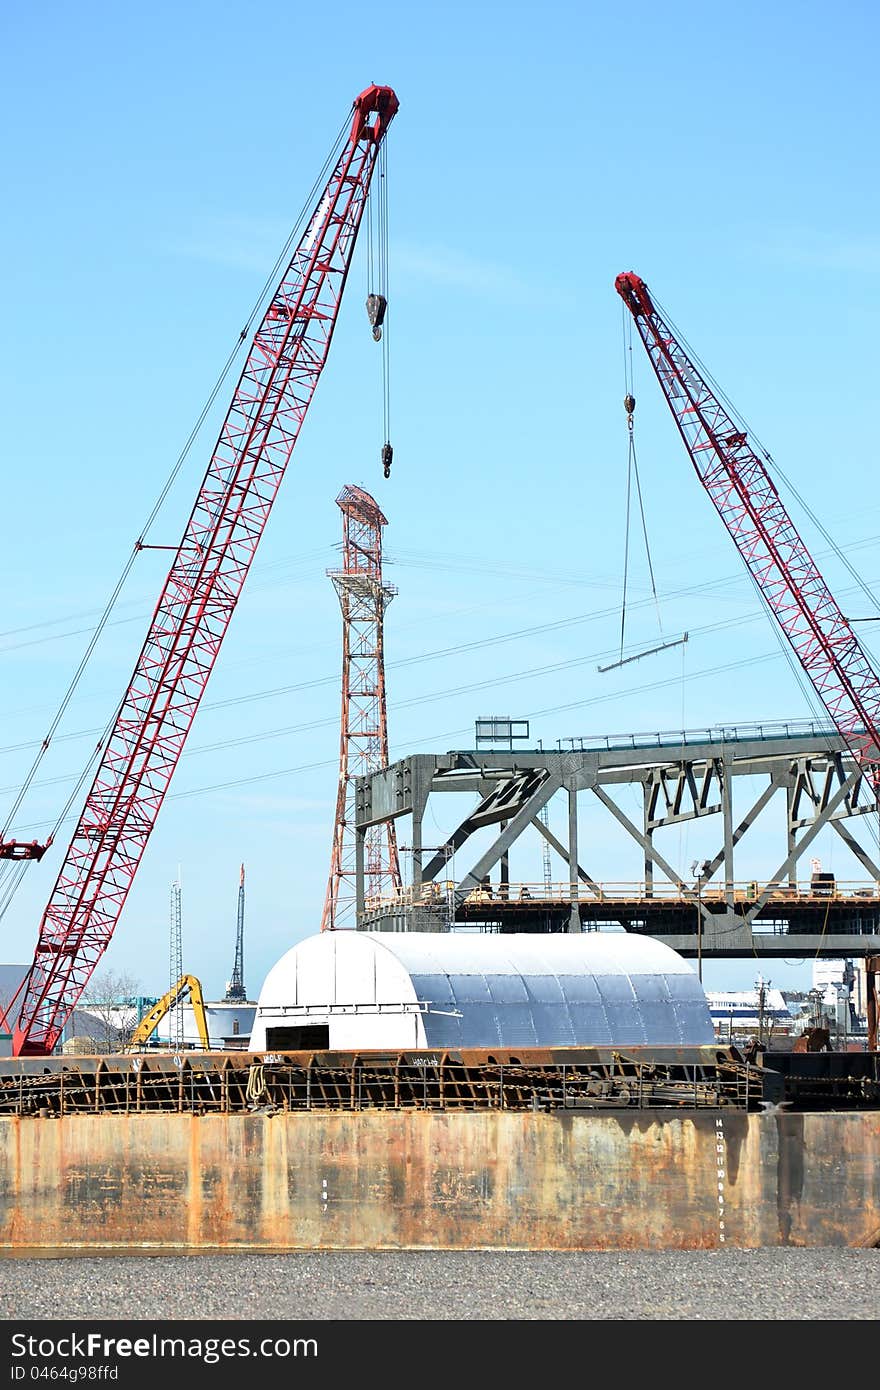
[615,270,880,797]
[9,84,398,1056]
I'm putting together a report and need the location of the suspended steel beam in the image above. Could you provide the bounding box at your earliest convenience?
[598,632,688,674]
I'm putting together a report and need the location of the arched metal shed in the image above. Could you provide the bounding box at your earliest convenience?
[250,931,712,1052]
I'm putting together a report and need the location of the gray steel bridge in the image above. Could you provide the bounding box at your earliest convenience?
[353,721,880,960]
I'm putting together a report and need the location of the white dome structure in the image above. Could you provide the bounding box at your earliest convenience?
[250,931,713,1052]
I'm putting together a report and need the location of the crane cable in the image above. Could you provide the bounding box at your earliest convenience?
[648,289,880,802]
[366,141,392,478]
[617,305,663,663]
[625,283,829,733]
[0,116,351,916]
[0,861,26,919]
[379,139,392,476]
[650,289,880,641]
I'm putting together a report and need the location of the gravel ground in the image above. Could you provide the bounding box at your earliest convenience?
[0,1248,877,1321]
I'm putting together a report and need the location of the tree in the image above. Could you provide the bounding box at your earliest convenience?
[79,970,144,1053]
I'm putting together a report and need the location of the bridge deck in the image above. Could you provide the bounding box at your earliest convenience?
[362,881,880,957]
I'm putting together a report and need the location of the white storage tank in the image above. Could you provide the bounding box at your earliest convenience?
[250,931,713,1051]
[154,1000,257,1050]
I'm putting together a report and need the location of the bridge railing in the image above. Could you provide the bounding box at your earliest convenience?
[555,718,844,753]
[364,879,880,911]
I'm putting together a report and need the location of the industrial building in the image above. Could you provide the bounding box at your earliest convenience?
[705,980,793,1042]
[0,965,29,1056]
[61,998,256,1053]
[152,999,255,1050]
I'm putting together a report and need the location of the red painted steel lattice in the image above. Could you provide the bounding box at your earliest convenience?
[616,271,880,797]
[321,485,401,930]
[11,86,398,1055]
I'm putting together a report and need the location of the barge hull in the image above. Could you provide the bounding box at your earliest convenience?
[1,1109,878,1251]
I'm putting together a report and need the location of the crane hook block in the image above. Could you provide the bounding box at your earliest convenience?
[367,293,387,341]
[624,394,636,416]
[382,441,393,478]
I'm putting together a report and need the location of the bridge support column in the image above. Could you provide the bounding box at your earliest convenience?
[567,783,581,933]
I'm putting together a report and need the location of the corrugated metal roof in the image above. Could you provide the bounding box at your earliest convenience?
[254,931,712,1049]
[364,932,710,1048]
[361,930,690,978]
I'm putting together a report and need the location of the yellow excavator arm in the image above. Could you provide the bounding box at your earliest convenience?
[125,974,210,1051]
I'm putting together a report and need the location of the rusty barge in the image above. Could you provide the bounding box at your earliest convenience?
[0,1044,878,1252]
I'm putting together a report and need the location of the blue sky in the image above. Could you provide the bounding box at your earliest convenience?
[1,0,879,1004]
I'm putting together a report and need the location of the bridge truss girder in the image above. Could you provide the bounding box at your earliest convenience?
[354,726,880,959]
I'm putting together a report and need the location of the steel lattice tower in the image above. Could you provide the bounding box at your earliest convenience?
[224,864,247,1002]
[169,877,183,1051]
[321,485,401,930]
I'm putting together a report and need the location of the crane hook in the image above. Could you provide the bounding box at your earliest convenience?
[382,441,393,479]
[366,293,387,342]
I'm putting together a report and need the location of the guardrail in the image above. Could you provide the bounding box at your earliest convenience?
[555,719,845,753]
[363,879,880,910]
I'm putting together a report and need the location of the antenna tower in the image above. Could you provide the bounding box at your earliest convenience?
[169,876,183,1051]
[224,864,247,1002]
[321,485,401,930]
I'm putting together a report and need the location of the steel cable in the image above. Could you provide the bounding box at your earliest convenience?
[0,116,350,898]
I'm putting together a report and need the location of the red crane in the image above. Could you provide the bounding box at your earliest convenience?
[7,83,398,1056]
[615,271,880,797]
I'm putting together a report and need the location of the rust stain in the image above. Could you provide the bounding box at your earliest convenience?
[188,1117,202,1245]
[775,1112,805,1246]
[0,1109,877,1251]
[719,1111,748,1186]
